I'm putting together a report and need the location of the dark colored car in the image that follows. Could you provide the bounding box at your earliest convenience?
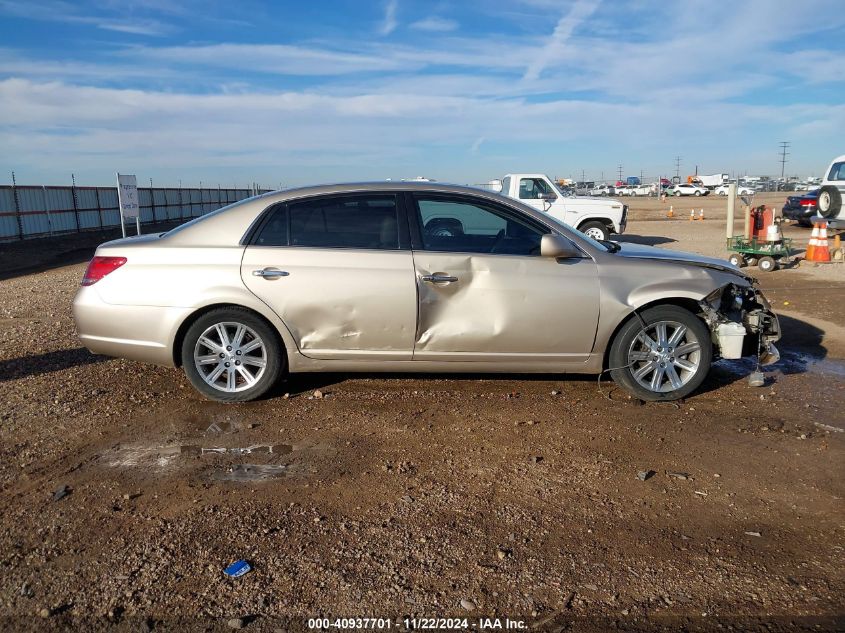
[782,190,819,226]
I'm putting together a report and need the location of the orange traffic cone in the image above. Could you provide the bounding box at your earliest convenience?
[689,209,695,221]
[698,208,705,220]
[814,222,831,262]
[667,205,674,218]
[805,223,819,261]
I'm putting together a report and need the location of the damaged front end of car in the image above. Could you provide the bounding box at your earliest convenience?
[699,280,781,366]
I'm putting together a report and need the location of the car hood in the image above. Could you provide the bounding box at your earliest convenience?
[612,242,747,276]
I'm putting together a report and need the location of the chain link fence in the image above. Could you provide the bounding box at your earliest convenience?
[0,184,271,242]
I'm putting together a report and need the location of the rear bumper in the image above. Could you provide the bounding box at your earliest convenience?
[73,286,191,367]
[782,205,816,221]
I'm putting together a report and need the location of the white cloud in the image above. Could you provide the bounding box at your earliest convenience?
[125,43,412,75]
[379,0,398,36]
[1,78,842,181]
[0,0,172,36]
[523,0,601,81]
[410,16,458,32]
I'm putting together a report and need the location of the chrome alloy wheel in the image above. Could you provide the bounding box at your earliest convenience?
[627,320,702,393]
[193,322,267,393]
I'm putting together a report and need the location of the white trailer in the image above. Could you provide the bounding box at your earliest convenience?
[698,173,729,187]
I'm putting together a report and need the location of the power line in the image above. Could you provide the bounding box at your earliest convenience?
[779,141,790,179]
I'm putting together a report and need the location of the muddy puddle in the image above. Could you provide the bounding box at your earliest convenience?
[215,464,288,481]
[716,350,845,378]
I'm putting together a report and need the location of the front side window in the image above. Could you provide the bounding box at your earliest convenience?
[518,178,556,200]
[416,197,544,256]
[285,194,399,249]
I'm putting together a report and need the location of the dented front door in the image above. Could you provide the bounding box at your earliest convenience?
[412,253,600,362]
[410,194,600,362]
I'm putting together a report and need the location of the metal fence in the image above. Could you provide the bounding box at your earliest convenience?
[0,185,270,241]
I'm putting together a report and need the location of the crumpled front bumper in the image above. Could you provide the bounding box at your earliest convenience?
[700,282,781,364]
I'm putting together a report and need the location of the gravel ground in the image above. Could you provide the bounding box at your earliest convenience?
[0,193,843,632]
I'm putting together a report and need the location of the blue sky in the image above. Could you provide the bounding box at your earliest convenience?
[1,0,844,187]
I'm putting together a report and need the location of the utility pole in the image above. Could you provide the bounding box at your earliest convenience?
[779,141,790,180]
[674,156,682,179]
[617,164,623,182]
[581,169,585,183]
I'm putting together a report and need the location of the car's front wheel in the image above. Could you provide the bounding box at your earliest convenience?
[609,305,712,401]
[181,307,284,402]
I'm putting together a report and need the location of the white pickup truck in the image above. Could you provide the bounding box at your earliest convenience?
[488,173,627,241]
[814,153,845,228]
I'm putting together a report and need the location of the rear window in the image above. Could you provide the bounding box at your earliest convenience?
[253,194,400,250]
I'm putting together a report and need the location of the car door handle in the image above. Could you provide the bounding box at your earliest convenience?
[252,268,289,279]
[421,273,458,284]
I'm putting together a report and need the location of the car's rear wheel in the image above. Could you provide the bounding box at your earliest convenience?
[674,191,682,197]
[609,305,712,401]
[181,307,284,402]
[580,221,609,241]
[694,190,701,196]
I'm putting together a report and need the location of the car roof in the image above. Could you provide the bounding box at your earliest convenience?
[161,181,570,248]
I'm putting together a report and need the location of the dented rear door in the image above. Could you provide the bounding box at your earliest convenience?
[241,193,416,360]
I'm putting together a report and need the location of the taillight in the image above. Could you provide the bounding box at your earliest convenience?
[799,199,816,207]
[81,256,127,286]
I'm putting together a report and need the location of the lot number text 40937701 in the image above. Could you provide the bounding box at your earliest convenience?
[306,618,528,630]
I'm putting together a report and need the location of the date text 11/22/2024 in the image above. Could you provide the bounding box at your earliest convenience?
[306,618,528,630]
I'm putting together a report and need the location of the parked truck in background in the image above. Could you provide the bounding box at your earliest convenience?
[696,173,729,188]
[814,154,845,228]
[488,174,627,241]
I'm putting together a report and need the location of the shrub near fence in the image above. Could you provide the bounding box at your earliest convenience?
[0,185,269,241]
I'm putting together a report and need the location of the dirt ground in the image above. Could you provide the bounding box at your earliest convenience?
[0,192,843,632]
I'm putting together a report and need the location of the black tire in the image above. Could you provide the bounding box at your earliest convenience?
[609,305,712,402]
[181,307,284,402]
[425,218,464,238]
[728,253,746,268]
[817,185,842,218]
[758,256,777,272]
[674,190,681,197]
[694,190,701,196]
[580,221,609,241]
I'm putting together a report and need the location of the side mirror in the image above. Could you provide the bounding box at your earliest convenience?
[541,192,557,201]
[540,234,582,259]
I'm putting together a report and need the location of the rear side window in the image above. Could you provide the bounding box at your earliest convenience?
[252,194,400,249]
[253,204,288,246]
[828,162,845,181]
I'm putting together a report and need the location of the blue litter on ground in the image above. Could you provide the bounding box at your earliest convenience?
[223,560,252,578]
